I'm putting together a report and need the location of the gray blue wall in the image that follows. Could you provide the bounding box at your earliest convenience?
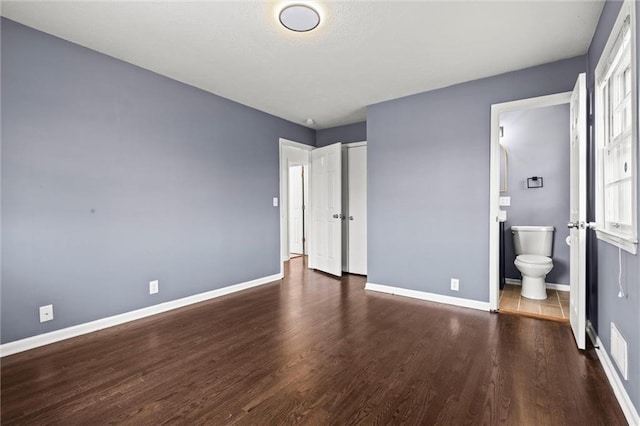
[0,19,315,343]
[315,121,366,147]
[501,104,571,285]
[587,0,640,412]
[367,56,585,302]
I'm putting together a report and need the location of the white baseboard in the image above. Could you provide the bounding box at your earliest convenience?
[504,278,570,292]
[587,321,640,426]
[0,273,283,357]
[365,283,490,312]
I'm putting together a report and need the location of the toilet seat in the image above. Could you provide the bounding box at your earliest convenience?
[515,254,552,266]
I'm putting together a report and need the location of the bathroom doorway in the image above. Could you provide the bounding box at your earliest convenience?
[489,75,588,350]
[497,103,571,322]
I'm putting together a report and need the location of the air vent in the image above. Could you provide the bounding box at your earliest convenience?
[610,322,628,380]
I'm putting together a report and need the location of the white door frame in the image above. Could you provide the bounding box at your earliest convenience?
[489,92,572,311]
[279,138,313,276]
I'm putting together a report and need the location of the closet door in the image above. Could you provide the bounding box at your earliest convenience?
[347,146,367,275]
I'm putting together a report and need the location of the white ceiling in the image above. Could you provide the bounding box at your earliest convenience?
[1,1,604,130]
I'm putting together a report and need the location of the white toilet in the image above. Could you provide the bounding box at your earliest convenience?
[511,226,555,300]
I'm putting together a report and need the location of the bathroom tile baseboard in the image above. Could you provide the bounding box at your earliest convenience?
[365,283,490,312]
[504,278,570,292]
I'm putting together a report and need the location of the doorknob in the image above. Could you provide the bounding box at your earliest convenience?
[333,213,345,219]
[568,221,592,229]
[349,216,354,221]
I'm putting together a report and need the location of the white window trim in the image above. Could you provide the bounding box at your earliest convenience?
[595,0,638,255]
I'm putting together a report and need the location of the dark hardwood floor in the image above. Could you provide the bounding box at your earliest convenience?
[1,256,626,425]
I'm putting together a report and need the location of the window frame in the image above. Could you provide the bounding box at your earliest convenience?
[594,0,638,255]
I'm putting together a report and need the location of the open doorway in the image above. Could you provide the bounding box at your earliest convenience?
[490,74,587,350]
[497,103,571,322]
[489,92,571,318]
[288,164,307,258]
[279,138,368,278]
[279,139,312,275]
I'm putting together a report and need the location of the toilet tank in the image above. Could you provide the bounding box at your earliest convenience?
[511,226,555,256]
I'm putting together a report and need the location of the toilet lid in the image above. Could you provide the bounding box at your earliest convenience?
[516,254,552,266]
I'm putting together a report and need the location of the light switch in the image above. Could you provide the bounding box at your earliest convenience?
[499,196,511,206]
[273,197,278,207]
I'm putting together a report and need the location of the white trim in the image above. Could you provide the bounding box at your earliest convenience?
[587,321,640,426]
[595,229,638,255]
[0,273,282,357]
[365,282,490,312]
[594,0,638,255]
[504,277,570,292]
[489,91,572,312]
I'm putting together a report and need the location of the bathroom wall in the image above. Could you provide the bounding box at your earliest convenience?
[500,104,571,285]
[1,19,315,344]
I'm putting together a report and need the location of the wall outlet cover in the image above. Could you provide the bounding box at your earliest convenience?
[450,278,459,291]
[149,280,159,295]
[39,304,54,323]
[273,197,279,207]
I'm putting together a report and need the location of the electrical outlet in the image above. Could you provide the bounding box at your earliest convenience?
[149,280,159,295]
[450,278,459,291]
[39,304,54,322]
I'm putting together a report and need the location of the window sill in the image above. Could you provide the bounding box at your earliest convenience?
[595,229,638,254]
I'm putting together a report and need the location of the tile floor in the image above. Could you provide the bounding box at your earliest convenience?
[499,283,570,321]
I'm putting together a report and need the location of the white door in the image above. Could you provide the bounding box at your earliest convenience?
[309,142,342,276]
[347,146,367,274]
[289,165,304,255]
[568,73,587,350]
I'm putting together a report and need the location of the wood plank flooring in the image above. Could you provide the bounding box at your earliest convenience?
[1,257,627,424]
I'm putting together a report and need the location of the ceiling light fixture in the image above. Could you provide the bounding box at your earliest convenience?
[279,4,320,32]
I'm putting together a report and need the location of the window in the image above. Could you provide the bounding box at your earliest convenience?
[595,0,638,254]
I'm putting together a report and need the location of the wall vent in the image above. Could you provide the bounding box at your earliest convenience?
[610,322,628,380]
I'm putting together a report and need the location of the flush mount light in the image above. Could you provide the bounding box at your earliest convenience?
[279,4,320,32]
